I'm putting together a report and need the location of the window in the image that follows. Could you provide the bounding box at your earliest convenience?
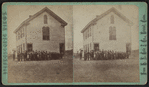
[18,31,20,40]
[111,15,114,24]
[44,15,48,24]
[87,30,88,38]
[22,28,24,37]
[42,27,50,40]
[109,26,116,40]
[20,29,22,38]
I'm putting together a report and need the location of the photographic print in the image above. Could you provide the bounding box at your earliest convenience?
[2,2,147,85]
[73,5,140,82]
[7,5,73,83]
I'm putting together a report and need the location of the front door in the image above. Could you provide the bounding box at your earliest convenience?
[59,43,65,54]
[27,43,32,52]
[94,43,99,51]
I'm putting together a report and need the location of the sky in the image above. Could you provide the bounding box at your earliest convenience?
[73,5,139,53]
[7,5,73,54]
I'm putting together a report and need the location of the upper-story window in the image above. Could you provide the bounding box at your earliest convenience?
[22,28,24,37]
[111,15,114,24]
[90,27,91,36]
[44,15,48,24]
[42,27,50,40]
[18,31,20,40]
[109,26,116,40]
[21,29,23,38]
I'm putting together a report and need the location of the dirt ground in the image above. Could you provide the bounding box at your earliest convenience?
[8,54,140,83]
[74,57,140,82]
[8,57,73,83]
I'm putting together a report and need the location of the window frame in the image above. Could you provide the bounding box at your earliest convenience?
[111,15,114,24]
[42,27,50,40]
[44,15,48,24]
[109,26,116,40]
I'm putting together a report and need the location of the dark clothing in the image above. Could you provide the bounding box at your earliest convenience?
[80,53,82,60]
[13,54,15,61]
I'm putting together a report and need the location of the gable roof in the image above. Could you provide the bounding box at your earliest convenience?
[81,7,133,33]
[14,7,67,33]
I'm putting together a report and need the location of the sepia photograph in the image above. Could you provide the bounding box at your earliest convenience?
[2,2,147,85]
[7,5,73,83]
[73,5,139,82]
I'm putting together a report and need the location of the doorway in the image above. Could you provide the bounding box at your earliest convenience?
[27,43,32,52]
[94,43,99,51]
[59,43,65,54]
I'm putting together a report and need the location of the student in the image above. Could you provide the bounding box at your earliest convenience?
[80,50,82,60]
[24,51,27,61]
[13,51,15,61]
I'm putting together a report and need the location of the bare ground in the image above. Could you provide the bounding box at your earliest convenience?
[74,57,140,82]
[8,58,73,83]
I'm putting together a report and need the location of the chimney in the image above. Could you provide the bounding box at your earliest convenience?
[29,15,32,18]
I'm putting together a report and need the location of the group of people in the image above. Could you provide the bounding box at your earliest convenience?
[80,49,130,61]
[16,50,63,61]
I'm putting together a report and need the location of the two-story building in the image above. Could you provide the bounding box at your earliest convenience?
[81,7,133,53]
[14,7,67,55]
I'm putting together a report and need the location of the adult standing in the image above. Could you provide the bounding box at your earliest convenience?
[80,49,83,60]
[13,51,15,61]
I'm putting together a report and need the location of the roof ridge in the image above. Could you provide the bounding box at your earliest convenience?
[14,7,67,33]
[81,7,133,33]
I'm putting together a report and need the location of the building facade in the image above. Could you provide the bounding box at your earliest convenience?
[14,7,67,55]
[81,7,133,53]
